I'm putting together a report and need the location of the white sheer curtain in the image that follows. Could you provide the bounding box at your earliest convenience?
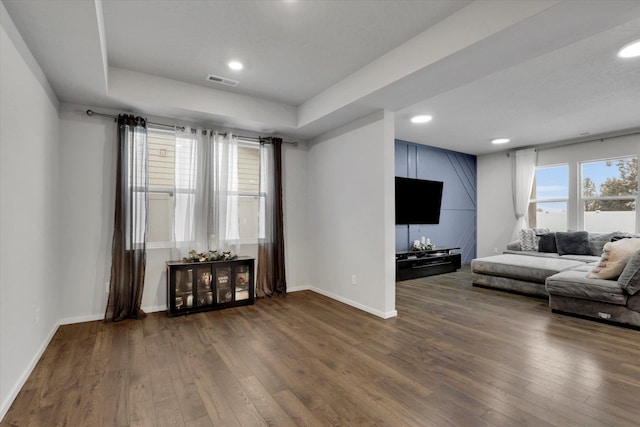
[511,148,538,241]
[213,132,240,251]
[171,128,240,259]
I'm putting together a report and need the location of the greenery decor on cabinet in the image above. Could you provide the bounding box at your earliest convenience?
[166,257,254,317]
[182,249,238,263]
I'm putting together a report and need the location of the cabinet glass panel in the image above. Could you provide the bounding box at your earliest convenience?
[195,266,213,306]
[216,267,232,303]
[174,268,193,311]
[235,264,250,301]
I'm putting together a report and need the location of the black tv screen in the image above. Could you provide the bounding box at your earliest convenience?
[395,177,443,224]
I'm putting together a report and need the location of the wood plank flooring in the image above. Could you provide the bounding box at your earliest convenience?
[3,266,640,426]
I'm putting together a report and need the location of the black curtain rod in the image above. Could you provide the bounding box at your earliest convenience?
[86,109,298,146]
[86,109,182,131]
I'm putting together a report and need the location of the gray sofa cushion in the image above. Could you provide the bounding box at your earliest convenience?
[472,254,584,284]
[618,250,640,295]
[570,264,597,273]
[555,231,591,256]
[546,270,627,305]
[559,254,602,263]
[501,250,600,263]
[503,250,560,259]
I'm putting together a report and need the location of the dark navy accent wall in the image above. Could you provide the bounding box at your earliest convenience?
[395,140,477,264]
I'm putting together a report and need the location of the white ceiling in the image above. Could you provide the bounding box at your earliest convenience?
[3,0,640,155]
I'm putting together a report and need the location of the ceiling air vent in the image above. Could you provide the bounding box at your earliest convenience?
[206,74,239,87]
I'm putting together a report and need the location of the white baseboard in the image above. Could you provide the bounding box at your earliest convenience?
[309,287,398,319]
[287,285,311,293]
[276,286,398,319]
[58,305,167,326]
[0,320,60,422]
[142,305,167,314]
[59,313,104,325]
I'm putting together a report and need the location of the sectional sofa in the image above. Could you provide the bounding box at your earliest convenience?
[471,231,640,328]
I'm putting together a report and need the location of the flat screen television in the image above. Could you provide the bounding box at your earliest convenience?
[395,177,443,224]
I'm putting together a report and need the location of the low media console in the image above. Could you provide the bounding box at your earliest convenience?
[396,247,461,281]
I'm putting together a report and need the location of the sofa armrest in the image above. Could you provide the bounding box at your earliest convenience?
[506,240,522,251]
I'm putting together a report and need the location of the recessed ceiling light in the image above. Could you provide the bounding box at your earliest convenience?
[228,61,244,70]
[491,138,510,144]
[410,115,433,124]
[618,39,640,58]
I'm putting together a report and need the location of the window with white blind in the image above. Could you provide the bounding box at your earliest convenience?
[146,129,264,247]
[147,130,175,244]
[235,140,263,241]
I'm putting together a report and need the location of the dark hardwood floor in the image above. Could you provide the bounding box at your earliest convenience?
[3,266,640,426]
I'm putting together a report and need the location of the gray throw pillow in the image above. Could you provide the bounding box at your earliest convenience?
[588,232,616,256]
[618,250,640,295]
[537,233,557,253]
[611,233,640,242]
[555,231,591,256]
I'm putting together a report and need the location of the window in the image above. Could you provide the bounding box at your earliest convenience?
[580,157,637,232]
[147,130,175,244]
[146,128,264,247]
[529,164,568,231]
[235,141,263,241]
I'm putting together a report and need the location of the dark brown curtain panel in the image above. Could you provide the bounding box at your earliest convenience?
[105,114,148,321]
[257,138,287,297]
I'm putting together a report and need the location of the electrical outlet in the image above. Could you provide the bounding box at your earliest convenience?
[351,274,357,286]
[105,281,110,293]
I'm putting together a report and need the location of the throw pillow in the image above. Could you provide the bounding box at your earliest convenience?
[588,232,616,256]
[555,231,591,256]
[618,249,640,295]
[519,228,549,251]
[611,233,640,241]
[588,238,640,280]
[537,233,557,253]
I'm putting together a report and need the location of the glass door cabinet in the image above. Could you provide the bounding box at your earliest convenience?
[166,258,255,316]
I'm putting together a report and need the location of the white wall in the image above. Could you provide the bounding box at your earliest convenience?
[282,141,310,292]
[477,134,640,257]
[58,105,116,321]
[307,111,397,318]
[477,151,515,257]
[0,12,61,419]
